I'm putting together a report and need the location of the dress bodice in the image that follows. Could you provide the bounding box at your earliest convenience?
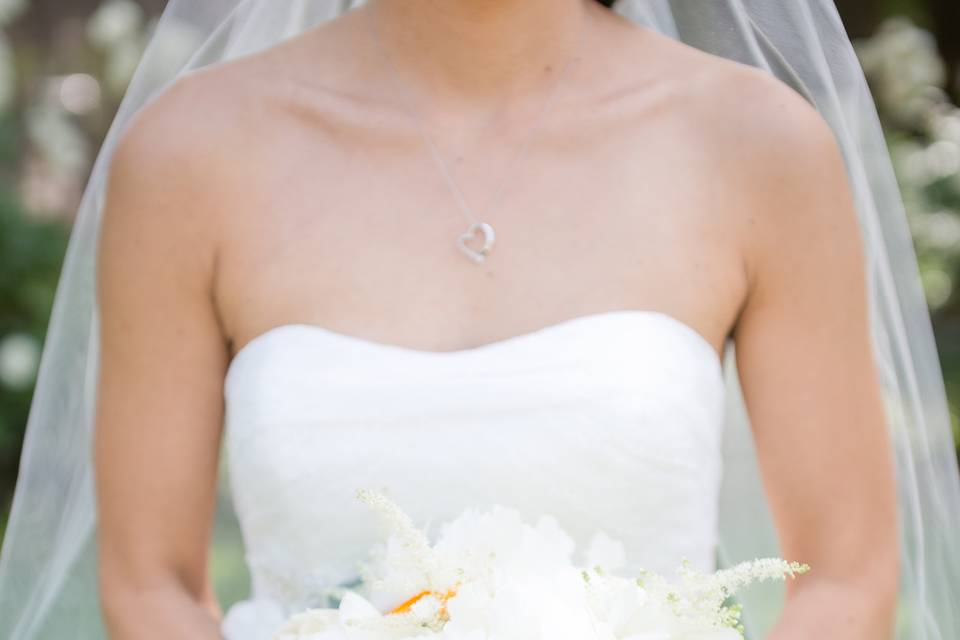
[220,309,727,638]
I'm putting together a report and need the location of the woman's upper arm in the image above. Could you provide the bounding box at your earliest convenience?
[730,78,899,595]
[94,88,230,609]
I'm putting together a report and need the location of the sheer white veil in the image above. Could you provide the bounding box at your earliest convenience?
[1,1,958,638]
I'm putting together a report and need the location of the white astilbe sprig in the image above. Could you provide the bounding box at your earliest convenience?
[701,557,809,633]
[698,557,810,597]
[667,557,810,633]
[578,556,810,637]
[356,488,439,594]
[675,557,809,608]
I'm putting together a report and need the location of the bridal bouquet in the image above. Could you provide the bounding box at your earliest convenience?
[272,490,809,640]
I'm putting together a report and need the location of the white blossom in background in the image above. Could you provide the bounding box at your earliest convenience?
[0,0,24,113]
[87,0,148,95]
[87,0,144,50]
[133,15,205,93]
[22,99,90,214]
[102,35,146,94]
[86,3,204,98]
[913,210,960,252]
[921,269,954,310]
[858,17,960,311]
[26,101,90,177]
[856,17,948,126]
[57,73,102,115]
[0,31,14,113]
[931,108,960,144]
[0,0,27,29]
[929,109,960,194]
[0,333,40,391]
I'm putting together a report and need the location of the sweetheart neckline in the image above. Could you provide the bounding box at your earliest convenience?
[225,309,726,383]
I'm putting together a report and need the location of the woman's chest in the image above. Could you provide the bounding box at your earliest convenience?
[209,102,748,355]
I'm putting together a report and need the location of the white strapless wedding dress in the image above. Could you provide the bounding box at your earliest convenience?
[219,309,727,640]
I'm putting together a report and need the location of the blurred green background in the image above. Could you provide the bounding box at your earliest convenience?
[0,0,958,613]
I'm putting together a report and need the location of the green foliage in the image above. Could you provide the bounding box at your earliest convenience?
[856,17,960,449]
[0,112,69,508]
[882,0,930,24]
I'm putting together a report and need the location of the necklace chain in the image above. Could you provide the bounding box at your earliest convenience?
[365,6,588,264]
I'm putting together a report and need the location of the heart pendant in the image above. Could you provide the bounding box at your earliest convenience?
[456,222,496,264]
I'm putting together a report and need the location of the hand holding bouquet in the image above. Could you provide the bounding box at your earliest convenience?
[273,490,808,640]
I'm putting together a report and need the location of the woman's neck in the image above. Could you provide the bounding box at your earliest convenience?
[364,0,595,109]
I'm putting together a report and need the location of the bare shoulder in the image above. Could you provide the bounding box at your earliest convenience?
[601,21,863,315]
[654,33,861,298]
[110,50,280,192]
[687,51,859,264]
[107,8,368,210]
[102,30,319,254]
[637,25,844,184]
[633,27,857,267]
[602,18,849,212]
[687,50,845,195]
[99,57,274,294]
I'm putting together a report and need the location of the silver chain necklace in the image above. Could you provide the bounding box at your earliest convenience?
[366,7,587,264]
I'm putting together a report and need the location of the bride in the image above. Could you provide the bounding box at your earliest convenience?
[1,1,959,639]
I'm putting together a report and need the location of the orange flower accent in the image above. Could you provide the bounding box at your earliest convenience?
[388,588,458,620]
